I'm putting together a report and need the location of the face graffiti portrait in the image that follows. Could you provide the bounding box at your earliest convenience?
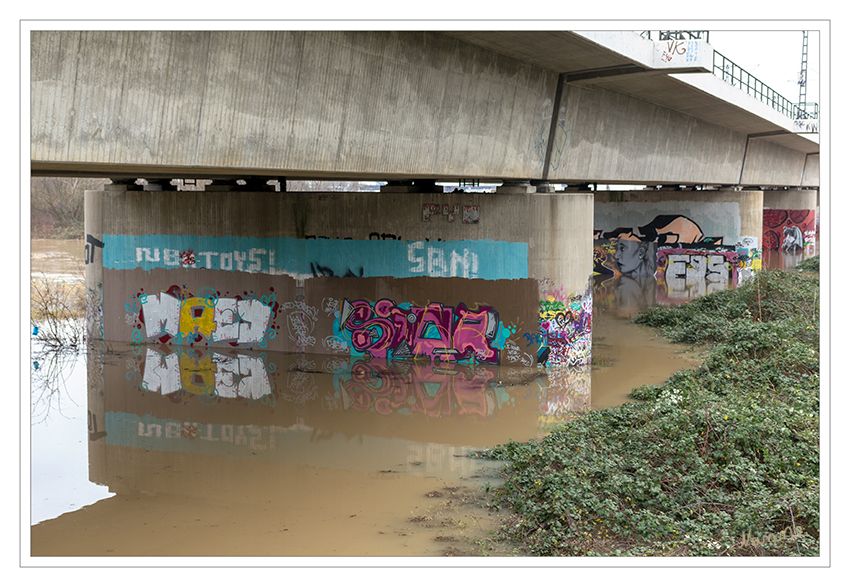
[613,238,654,277]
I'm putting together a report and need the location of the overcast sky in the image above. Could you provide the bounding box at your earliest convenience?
[707,29,820,106]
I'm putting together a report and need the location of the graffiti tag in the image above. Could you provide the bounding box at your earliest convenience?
[334,298,513,364]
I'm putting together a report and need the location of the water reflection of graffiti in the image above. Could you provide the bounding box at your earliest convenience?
[139,346,275,403]
[330,359,512,418]
[763,209,816,251]
[137,420,272,449]
[131,286,277,348]
[592,273,654,317]
[538,284,592,368]
[536,363,591,426]
[129,347,523,419]
[282,358,318,404]
[334,298,514,364]
[106,412,277,454]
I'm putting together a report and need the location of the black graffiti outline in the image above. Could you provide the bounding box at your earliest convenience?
[84,233,105,265]
[309,262,364,278]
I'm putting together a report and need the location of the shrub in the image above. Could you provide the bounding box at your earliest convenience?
[795,255,819,274]
[479,270,820,556]
[30,274,86,351]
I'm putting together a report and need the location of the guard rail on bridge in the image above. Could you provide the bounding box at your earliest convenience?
[642,30,819,123]
[713,51,818,121]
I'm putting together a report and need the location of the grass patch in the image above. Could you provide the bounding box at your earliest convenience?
[477,269,820,556]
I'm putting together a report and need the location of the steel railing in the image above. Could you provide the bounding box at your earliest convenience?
[641,31,818,123]
[713,51,818,120]
[642,30,710,42]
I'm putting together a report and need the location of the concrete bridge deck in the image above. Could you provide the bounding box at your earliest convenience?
[30,29,818,188]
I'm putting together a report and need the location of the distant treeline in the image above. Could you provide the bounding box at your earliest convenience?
[31,177,107,239]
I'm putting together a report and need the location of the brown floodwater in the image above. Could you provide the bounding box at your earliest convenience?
[28,239,813,559]
[30,238,86,281]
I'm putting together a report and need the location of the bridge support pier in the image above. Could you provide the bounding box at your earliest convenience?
[85,187,594,369]
[762,189,819,252]
[593,188,765,306]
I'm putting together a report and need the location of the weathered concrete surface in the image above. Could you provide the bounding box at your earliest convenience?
[87,188,593,366]
[33,30,818,187]
[552,81,818,187]
[594,189,764,244]
[551,83,747,185]
[800,154,820,187]
[33,31,557,181]
[742,139,818,187]
[83,191,105,341]
[762,188,818,210]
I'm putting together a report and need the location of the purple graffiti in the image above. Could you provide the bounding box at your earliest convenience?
[335,298,507,364]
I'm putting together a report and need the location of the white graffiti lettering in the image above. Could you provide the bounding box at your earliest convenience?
[665,254,730,283]
[135,247,273,273]
[141,291,272,344]
[407,242,479,278]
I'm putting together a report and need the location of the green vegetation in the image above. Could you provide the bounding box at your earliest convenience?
[479,268,820,556]
[796,255,820,274]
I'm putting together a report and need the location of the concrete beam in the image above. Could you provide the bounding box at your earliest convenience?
[31,30,817,188]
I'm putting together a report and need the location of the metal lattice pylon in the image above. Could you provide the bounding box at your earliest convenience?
[798,31,809,116]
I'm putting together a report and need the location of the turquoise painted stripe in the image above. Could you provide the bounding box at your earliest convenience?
[105,412,279,459]
[101,234,528,280]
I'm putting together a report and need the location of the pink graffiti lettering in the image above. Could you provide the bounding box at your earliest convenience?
[336,359,498,418]
[337,298,503,364]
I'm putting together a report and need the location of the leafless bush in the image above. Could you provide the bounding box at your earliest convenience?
[30,344,83,425]
[30,177,107,239]
[30,274,86,351]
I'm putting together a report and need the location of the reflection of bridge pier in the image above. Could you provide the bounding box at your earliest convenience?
[86,343,591,496]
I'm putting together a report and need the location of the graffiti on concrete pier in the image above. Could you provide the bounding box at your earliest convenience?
[333,298,514,365]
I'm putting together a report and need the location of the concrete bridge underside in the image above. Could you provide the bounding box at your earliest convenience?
[31,30,818,188]
[31,29,819,371]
